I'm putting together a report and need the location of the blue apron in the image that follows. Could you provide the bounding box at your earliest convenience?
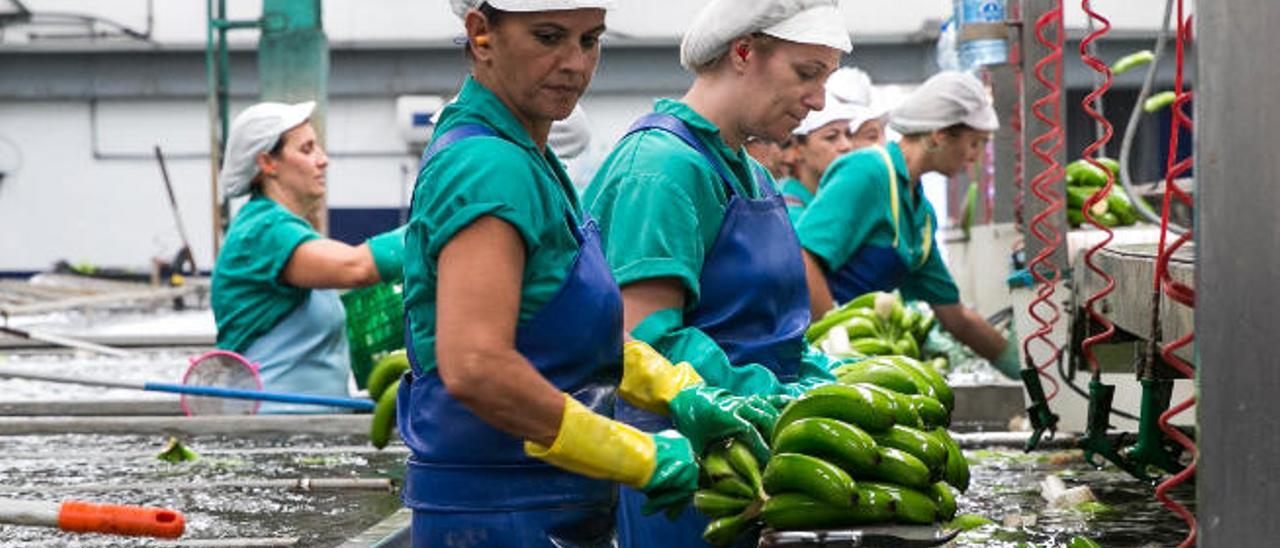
[614,113,811,547]
[243,288,351,414]
[399,125,624,548]
[825,146,934,303]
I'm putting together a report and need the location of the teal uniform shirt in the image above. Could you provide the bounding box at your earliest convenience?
[402,77,584,372]
[212,193,322,353]
[779,177,814,226]
[584,100,834,396]
[795,142,960,305]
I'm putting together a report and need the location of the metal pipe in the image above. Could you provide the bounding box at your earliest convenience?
[0,478,394,494]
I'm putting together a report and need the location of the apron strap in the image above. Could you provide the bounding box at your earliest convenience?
[418,124,500,172]
[873,145,932,269]
[625,112,746,198]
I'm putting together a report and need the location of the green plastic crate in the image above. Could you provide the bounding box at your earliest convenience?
[341,282,405,389]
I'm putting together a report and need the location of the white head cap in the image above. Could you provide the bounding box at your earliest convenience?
[889,71,999,135]
[547,104,591,160]
[450,0,613,18]
[793,66,885,136]
[680,0,852,71]
[218,101,316,199]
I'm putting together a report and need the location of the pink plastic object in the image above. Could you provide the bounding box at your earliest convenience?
[180,350,263,416]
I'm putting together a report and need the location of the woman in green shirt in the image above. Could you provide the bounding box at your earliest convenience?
[211,101,406,413]
[398,2,775,545]
[795,71,1021,378]
[782,66,887,224]
[584,0,851,544]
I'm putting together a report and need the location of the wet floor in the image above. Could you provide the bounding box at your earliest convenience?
[0,433,405,546]
[953,448,1196,547]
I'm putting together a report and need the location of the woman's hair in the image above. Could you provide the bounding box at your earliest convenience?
[692,32,780,74]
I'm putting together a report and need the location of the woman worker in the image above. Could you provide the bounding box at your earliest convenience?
[211,101,406,414]
[398,1,776,545]
[780,66,887,224]
[795,70,1021,378]
[583,0,850,543]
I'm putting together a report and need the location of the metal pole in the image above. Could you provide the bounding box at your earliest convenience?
[1018,0,1068,270]
[1197,0,1280,545]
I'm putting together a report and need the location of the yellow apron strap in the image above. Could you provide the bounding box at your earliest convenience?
[874,146,902,248]
[875,145,933,270]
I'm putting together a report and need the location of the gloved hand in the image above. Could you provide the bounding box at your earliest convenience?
[992,339,1022,380]
[620,341,778,462]
[525,395,698,517]
[367,225,407,283]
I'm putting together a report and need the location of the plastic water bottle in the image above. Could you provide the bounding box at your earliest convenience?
[936,17,961,72]
[954,0,1008,69]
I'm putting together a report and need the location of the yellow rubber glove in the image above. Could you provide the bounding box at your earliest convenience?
[619,340,704,415]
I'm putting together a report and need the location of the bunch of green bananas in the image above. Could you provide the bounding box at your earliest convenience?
[694,439,768,545]
[694,374,971,541]
[1064,157,1141,229]
[805,292,935,360]
[366,350,409,449]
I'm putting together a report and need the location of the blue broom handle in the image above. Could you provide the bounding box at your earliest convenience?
[144,382,375,410]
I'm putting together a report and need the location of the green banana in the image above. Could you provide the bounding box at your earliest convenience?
[843,317,881,340]
[693,489,753,519]
[871,425,948,478]
[804,293,881,342]
[771,417,880,472]
[887,356,954,411]
[865,447,932,490]
[774,384,896,435]
[893,336,920,359]
[848,338,897,356]
[725,440,765,498]
[851,383,923,429]
[709,477,756,499]
[866,357,937,401]
[701,512,753,546]
[761,492,893,531]
[929,481,958,521]
[366,350,409,402]
[701,446,741,485]
[861,481,940,524]
[904,394,950,429]
[933,428,971,492]
[369,379,400,449]
[835,361,919,395]
[762,453,857,507]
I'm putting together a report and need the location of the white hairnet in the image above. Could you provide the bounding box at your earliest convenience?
[218,101,315,199]
[450,0,613,18]
[680,0,851,71]
[889,71,999,135]
[794,66,886,136]
[548,104,591,160]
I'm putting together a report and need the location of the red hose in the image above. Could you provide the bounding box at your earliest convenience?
[1022,0,1065,400]
[1154,2,1197,545]
[1077,0,1116,378]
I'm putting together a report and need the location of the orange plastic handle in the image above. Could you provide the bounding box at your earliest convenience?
[57,500,185,539]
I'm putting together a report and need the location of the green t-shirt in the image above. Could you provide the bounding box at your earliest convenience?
[779,177,814,226]
[583,99,768,305]
[584,100,836,396]
[795,142,959,305]
[212,193,321,353]
[402,76,583,372]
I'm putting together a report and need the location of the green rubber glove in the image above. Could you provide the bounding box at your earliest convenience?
[992,340,1022,380]
[367,225,407,283]
[638,430,700,518]
[668,386,777,463]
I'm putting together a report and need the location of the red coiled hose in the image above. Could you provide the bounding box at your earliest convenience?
[1077,0,1116,379]
[1022,0,1066,400]
[1153,1,1197,545]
